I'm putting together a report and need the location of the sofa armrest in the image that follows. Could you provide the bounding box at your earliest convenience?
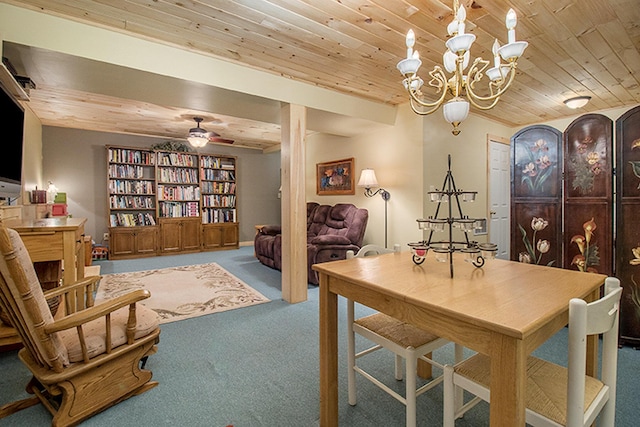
[259,225,282,235]
[310,234,351,246]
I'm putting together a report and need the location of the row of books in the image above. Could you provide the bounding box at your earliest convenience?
[108,148,155,165]
[157,185,201,201]
[202,208,237,223]
[110,212,156,227]
[159,201,200,217]
[157,167,199,183]
[108,164,148,179]
[157,152,197,167]
[202,194,236,207]
[109,195,156,209]
[200,156,235,169]
[200,169,235,181]
[109,179,155,195]
[202,181,236,194]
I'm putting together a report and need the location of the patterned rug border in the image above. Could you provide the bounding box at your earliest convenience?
[95,263,270,324]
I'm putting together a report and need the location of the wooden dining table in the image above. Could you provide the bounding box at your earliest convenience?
[313,250,606,426]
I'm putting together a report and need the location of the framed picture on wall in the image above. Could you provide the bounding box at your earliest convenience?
[316,158,355,195]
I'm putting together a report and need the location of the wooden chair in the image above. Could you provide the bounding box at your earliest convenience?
[0,220,161,426]
[346,244,463,427]
[443,277,622,427]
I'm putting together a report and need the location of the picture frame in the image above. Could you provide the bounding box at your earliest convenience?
[316,157,355,195]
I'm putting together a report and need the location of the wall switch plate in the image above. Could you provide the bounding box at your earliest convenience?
[103,232,110,241]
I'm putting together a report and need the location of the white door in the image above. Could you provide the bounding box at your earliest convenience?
[488,140,511,259]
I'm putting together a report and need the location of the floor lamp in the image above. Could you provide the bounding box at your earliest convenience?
[358,169,391,248]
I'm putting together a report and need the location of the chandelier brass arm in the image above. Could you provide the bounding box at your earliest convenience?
[403,66,449,115]
[465,59,518,109]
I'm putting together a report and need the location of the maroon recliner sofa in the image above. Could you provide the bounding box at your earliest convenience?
[254,202,368,285]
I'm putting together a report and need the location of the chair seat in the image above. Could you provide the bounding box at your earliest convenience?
[455,353,606,426]
[60,304,159,363]
[355,313,441,349]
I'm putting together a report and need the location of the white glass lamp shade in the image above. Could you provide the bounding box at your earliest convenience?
[188,134,208,148]
[445,34,476,54]
[403,76,424,92]
[564,96,591,109]
[486,65,510,82]
[498,41,528,61]
[397,57,422,76]
[357,169,379,189]
[443,97,469,135]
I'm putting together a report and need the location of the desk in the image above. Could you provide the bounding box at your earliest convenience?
[314,251,605,426]
[7,217,87,286]
[0,218,87,349]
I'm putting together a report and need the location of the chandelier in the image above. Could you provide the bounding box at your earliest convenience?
[396,0,528,135]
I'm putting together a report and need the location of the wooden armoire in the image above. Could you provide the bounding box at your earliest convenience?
[511,105,640,347]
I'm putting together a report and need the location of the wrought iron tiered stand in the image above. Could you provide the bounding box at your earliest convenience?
[409,155,497,277]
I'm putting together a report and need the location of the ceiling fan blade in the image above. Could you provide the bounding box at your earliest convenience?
[209,136,234,144]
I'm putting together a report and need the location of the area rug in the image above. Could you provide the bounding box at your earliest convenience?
[95,263,270,324]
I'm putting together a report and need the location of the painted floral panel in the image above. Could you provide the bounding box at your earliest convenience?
[511,126,562,198]
[564,114,612,198]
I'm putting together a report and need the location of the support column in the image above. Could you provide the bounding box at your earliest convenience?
[281,103,307,303]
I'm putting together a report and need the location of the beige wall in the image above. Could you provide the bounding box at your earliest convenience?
[19,103,43,204]
[537,105,636,134]
[421,112,514,245]
[306,103,424,248]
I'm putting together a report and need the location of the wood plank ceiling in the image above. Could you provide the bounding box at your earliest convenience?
[2,0,639,151]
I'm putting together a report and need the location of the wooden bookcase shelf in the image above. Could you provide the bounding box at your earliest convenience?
[106,146,239,259]
[200,154,239,250]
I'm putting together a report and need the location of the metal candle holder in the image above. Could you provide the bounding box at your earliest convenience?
[408,155,497,277]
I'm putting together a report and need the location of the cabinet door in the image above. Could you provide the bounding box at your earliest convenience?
[136,227,158,255]
[221,223,239,248]
[110,229,136,257]
[202,224,223,249]
[181,218,202,251]
[160,220,182,253]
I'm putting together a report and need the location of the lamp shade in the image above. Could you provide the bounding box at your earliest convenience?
[188,134,208,147]
[357,169,379,188]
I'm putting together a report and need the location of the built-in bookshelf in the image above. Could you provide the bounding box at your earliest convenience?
[156,151,201,219]
[200,155,237,224]
[107,147,157,227]
[106,146,239,258]
[200,155,239,249]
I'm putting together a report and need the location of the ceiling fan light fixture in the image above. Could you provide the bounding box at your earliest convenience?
[564,96,591,109]
[187,117,209,147]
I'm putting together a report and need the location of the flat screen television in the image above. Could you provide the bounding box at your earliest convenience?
[0,81,25,200]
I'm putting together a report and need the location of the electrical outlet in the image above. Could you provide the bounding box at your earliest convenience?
[103,232,110,241]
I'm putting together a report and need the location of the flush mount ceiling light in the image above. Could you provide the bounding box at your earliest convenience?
[397,0,528,135]
[563,96,591,109]
[187,117,234,147]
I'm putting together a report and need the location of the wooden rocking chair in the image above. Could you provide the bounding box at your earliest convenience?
[0,220,160,426]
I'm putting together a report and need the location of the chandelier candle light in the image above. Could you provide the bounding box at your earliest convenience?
[397,1,528,135]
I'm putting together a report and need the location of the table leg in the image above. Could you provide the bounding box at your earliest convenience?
[319,273,338,426]
[489,334,527,426]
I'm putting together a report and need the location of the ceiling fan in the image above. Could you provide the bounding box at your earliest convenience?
[187,117,234,147]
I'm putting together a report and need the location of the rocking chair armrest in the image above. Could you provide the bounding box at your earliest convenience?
[43,276,102,299]
[44,289,151,334]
